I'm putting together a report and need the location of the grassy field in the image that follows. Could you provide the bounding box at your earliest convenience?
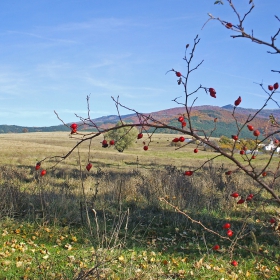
[0,132,279,279]
[0,132,275,169]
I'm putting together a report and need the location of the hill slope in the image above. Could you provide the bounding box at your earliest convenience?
[1,105,278,138]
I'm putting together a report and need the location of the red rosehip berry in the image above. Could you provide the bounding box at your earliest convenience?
[70,123,78,130]
[269,218,276,224]
[40,170,47,176]
[225,171,232,175]
[181,121,187,128]
[226,22,233,29]
[209,88,216,98]
[240,150,245,155]
[246,194,254,201]
[268,85,274,91]
[35,163,41,170]
[143,145,148,151]
[253,130,260,137]
[71,129,77,134]
[213,244,220,251]
[262,171,267,177]
[109,140,115,145]
[227,229,234,237]
[231,260,238,267]
[247,125,254,131]
[86,163,92,171]
[102,139,108,148]
[274,139,279,145]
[178,116,184,122]
[179,136,185,142]
[172,138,179,143]
[194,148,198,153]
[252,155,256,159]
[237,198,245,204]
[232,135,238,141]
[274,82,279,90]
[184,171,193,176]
[234,96,241,106]
[230,192,239,198]
[222,223,231,229]
[137,133,143,139]
[175,71,182,77]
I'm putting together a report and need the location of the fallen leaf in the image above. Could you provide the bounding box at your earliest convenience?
[194,257,204,269]
[16,261,23,268]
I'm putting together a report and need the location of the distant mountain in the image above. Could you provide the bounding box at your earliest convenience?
[0,124,68,134]
[1,105,279,138]
[222,104,280,119]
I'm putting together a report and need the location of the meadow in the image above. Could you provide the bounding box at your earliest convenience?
[0,132,279,279]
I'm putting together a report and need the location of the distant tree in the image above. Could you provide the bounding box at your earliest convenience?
[22,128,28,133]
[219,135,231,145]
[106,121,138,152]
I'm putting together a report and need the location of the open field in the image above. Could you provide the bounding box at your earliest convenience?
[0,132,277,170]
[0,132,279,279]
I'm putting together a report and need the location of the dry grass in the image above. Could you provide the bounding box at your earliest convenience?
[0,132,277,171]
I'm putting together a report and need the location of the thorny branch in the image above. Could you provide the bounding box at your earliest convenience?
[205,0,280,55]
[37,1,280,269]
[49,33,280,204]
[160,197,280,264]
[44,2,280,206]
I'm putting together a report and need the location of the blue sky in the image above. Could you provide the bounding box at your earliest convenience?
[0,0,279,126]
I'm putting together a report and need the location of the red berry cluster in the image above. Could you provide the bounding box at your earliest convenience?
[178,116,186,128]
[35,162,46,176]
[101,139,115,148]
[136,133,148,151]
[222,223,233,237]
[247,124,260,137]
[246,194,254,201]
[268,82,278,91]
[231,192,253,203]
[213,222,238,267]
[172,136,185,143]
